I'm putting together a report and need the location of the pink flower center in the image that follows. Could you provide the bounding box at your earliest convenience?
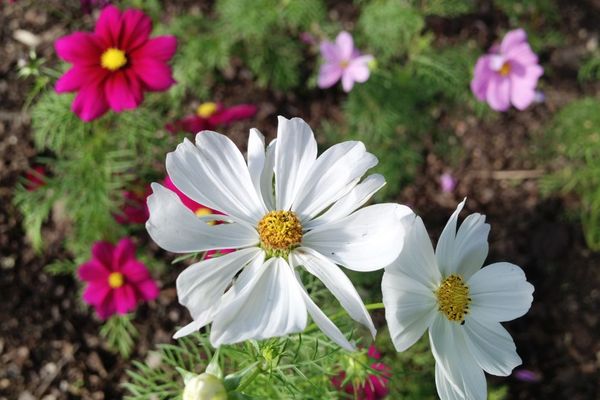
[101,48,127,71]
[108,272,125,288]
[499,61,511,76]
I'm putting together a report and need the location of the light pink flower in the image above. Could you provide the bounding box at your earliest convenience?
[440,172,456,193]
[318,31,373,92]
[471,29,543,111]
[78,238,159,319]
[54,5,177,121]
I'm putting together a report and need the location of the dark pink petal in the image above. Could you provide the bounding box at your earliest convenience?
[72,83,110,121]
[121,260,150,282]
[500,29,527,54]
[78,260,110,282]
[210,104,257,125]
[94,5,122,47]
[320,40,339,63]
[163,175,205,211]
[166,115,210,134]
[82,282,111,306]
[318,63,343,89]
[131,36,177,62]
[55,32,103,65]
[136,279,159,301]
[120,8,153,51]
[91,241,115,269]
[336,31,354,61]
[132,59,175,91]
[470,55,493,101]
[97,291,117,319]
[114,285,138,314]
[113,238,136,268]
[56,65,96,93]
[368,345,381,360]
[104,71,142,112]
[486,75,511,111]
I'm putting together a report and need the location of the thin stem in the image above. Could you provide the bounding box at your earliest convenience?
[236,365,262,392]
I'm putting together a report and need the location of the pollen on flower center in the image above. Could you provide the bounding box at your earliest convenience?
[108,272,125,288]
[339,60,350,69]
[435,274,471,323]
[499,61,511,76]
[196,102,218,118]
[101,48,127,71]
[258,211,303,252]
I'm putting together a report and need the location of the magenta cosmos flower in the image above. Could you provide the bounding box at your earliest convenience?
[166,102,257,134]
[54,5,177,121]
[332,345,391,400]
[471,29,543,112]
[24,166,47,191]
[114,187,151,225]
[318,31,374,92]
[78,238,159,319]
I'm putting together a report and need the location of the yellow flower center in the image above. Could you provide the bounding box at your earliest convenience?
[195,206,216,225]
[101,48,127,71]
[339,60,349,69]
[258,211,303,254]
[196,102,218,118]
[499,61,511,76]
[108,272,125,289]
[435,274,471,323]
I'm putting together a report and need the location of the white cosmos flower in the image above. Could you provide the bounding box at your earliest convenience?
[146,116,414,350]
[382,199,534,400]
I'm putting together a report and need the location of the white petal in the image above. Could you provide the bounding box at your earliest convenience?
[293,272,355,351]
[436,198,490,279]
[292,141,377,221]
[468,262,534,322]
[305,174,386,229]
[463,318,522,376]
[176,248,263,320]
[435,364,465,400]
[382,268,437,352]
[386,216,441,290]
[173,308,214,339]
[274,116,317,210]
[303,203,414,271]
[166,133,265,224]
[290,247,376,338]
[260,139,277,211]
[210,257,308,346]
[146,183,259,253]
[247,128,267,208]
[429,315,487,400]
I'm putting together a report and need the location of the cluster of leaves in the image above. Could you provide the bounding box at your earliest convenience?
[539,98,600,250]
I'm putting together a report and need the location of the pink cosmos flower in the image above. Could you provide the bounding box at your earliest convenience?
[54,5,177,121]
[471,29,543,111]
[331,345,391,400]
[440,172,456,193]
[78,238,159,319]
[166,102,257,134]
[24,166,47,191]
[114,188,151,225]
[318,31,374,92]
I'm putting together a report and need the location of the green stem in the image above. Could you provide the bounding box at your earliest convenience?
[236,365,262,392]
[304,302,385,335]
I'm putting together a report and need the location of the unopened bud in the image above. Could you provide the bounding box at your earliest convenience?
[183,373,228,400]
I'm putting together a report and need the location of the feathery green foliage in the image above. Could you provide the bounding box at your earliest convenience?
[100,315,139,359]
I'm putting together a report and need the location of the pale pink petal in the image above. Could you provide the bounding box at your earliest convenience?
[132,59,175,91]
[136,279,159,301]
[114,285,138,314]
[318,63,343,88]
[94,5,122,47]
[78,260,110,282]
[509,76,536,110]
[55,32,103,65]
[91,241,115,268]
[500,29,527,53]
[505,43,538,66]
[341,70,355,92]
[470,55,494,101]
[131,36,177,62]
[120,8,153,51]
[486,75,511,111]
[335,31,354,60]
[320,41,339,63]
[83,282,111,306]
[347,56,372,83]
[113,238,136,268]
[121,260,151,283]
[105,71,142,112]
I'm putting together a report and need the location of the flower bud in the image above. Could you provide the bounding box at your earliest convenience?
[183,373,228,400]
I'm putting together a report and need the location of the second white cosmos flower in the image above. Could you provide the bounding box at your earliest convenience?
[382,199,534,400]
[146,116,414,350]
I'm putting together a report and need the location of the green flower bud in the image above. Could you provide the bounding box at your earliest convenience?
[183,373,228,400]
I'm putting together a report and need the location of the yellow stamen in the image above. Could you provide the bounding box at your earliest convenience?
[195,207,216,225]
[339,60,349,69]
[499,62,511,76]
[101,48,127,71]
[435,274,471,323]
[108,272,125,289]
[196,102,218,118]
[257,211,303,253]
